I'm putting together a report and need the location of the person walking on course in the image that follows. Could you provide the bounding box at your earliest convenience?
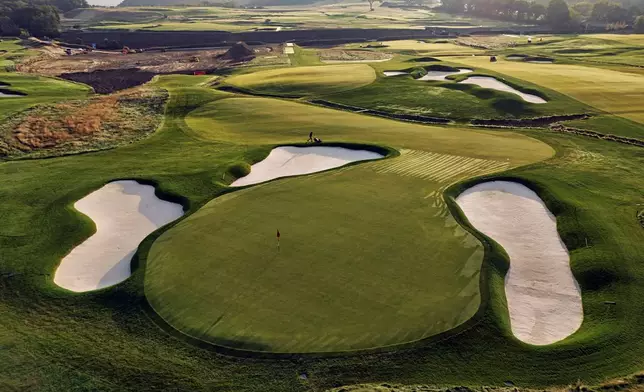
[307,131,313,143]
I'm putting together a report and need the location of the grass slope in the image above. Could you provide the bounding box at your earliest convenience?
[0,72,91,124]
[448,56,644,130]
[225,64,376,96]
[185,97,552,163]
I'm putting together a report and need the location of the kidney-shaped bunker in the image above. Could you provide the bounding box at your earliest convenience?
[54,180,184,292]
[231,146,384,187]
[456,181,582,345]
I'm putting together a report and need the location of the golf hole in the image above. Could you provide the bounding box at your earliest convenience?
[456,181,583,345]
[231,146,384,187]
[458,76,547,104]
[54,180,184,292]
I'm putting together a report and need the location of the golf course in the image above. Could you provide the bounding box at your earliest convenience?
[1,31,644,392]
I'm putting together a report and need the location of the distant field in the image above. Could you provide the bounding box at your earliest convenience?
[448,56,644,128]
[76,3,524,31]
[348,40,483,55]
[225,64,376,96]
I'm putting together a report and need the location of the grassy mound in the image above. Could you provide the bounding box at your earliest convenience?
[224,64,376,97]
[449,56,644,130]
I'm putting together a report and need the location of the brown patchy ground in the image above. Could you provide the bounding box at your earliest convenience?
[318,49,392,62]
[0,87,167,159]
[18,41,281,76]
[327,371,644,392]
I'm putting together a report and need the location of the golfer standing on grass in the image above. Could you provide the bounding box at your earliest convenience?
[307,132,313,143]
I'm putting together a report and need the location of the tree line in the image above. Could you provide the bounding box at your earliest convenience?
[439,0,644,30]
[0,0,89,37]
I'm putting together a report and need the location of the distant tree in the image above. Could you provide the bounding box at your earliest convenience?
[514,0,531,20]
[443,0,466,13]
[546,0,571,28]
[591,1,628,22]
[0,16,21,36]
[365,0,381,11]
[529,2,547,20]
[51,0,89,12]
[635,15,644,32]
[572,1,593,19]
[11,5,61,37]
[627,6,642,21]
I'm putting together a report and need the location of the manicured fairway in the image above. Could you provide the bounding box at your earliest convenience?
[149,94,552,352]
[186,97,552,163]
[369,40,483,55]
[447,56,644,128]
[224,64,376,96]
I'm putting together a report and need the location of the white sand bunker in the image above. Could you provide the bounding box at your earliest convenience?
[458,76,546,104]
[456,181,582,345]
[383,71,409,77]
[418,68,472,81]
[231,146,383,187]
[0,91,22,97]
[54,180,184,292]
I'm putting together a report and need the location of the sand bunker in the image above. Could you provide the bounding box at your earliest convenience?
[383,71,409,77]
[418,68,472,81]
[54,180,184,292]
[456,181,582,345]
[231,146,383,187]
[458,76,546,104]
[506,55,524,61]
[0,90,22,97]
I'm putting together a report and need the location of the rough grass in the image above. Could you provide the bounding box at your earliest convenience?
[0,87,168,159]
[224,64,376,96]
[0,73,91,124]
[447,56,644,130]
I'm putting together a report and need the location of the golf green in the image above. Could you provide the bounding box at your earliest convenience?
[148,94,552,353]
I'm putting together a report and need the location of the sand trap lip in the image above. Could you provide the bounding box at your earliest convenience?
[456,181,582,345]
[54,180,184,292]
[458,76,546,104]
[231,146,383,187]
[418,68,472,81]
[0,90,24,97]
[383,71,409,77]
[527,60,554,64]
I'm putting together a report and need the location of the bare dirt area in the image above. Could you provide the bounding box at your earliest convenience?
[17,41,275,93]
[318,49,392,62]
[0,87,167,159]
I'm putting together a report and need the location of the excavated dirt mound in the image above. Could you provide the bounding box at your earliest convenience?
[220,42,255,62]
[60,68,157,94]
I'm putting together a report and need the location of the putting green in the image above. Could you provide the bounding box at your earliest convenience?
[448,56,644,126]
[147,96,553,353]
[224,64,376,96]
